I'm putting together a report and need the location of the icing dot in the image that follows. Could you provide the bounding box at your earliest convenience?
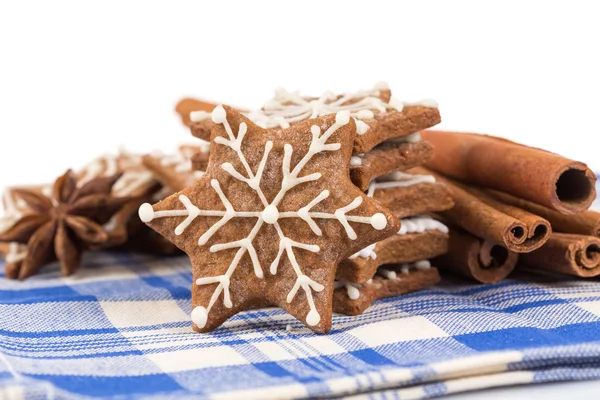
[350,156,362,167]
[262,204,279,224]
[191,306,208,328]
[138,203,155,222]
[335,111,351,126]
[347,285,360,300]
[370,213,387,230]
[306,310,320,326]
[355,120,370,135]
[212,105,227,124]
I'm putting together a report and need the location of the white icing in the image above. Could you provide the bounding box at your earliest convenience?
[334,280,362,300]
[367,171,436,197]
[78,151,155,197]
[400,264,410,274]
[415,260,432,270]
[155,146,206,185]
[377,268,398,280]
[389,132,422,144]
[349,243,377,260]
[388,97,438,111]
[188,83,424,136]
[349,216,448,261]
[350,155,363,167]
[285,324,293,332]
[397,215,449,235]
[142,106,388,327]
[190,110,211,123]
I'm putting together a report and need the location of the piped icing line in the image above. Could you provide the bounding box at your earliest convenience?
[349,243,377,260]
[335,260,433,300]
[389,132,422,144]
[189,83,438,136]
[397,215,449,235]
[334,281,362,300]
[78,150,156,197]
[377,268,397,280]
[140,106,389,328]
[367,171,436,197]
[155,146,206,183]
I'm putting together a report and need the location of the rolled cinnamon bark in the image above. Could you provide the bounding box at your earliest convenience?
[435,227,518,283]
[519,233,600,277]
[421,130,596,214]
[489,190,600,237]
[414,167,551,253]
[175,98,219,127]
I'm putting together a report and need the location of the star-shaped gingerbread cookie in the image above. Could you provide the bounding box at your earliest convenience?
[139,106,399,333]
[185,83,440,154]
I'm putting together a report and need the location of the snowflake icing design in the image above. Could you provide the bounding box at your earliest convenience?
[139,105,392,330]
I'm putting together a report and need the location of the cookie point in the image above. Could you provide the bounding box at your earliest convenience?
[371,213,387,230]
[335,111,351,126]
[191,306,208,328]
[306,310,320,326]
[212,105,227,124]
[138,203,155,223]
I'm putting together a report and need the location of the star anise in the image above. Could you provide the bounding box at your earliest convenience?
[0,170,130,279]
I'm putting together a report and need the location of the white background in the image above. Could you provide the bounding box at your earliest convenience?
[1,2,600,397]
[1,0,599,191]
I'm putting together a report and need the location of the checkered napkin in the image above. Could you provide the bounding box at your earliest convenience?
[2,182,600,400]
[2,255,600,400]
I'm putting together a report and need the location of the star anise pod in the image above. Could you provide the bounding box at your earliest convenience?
[0,170,130,279]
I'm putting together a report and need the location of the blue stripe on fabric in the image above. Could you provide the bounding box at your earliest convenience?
[0,285,80,303]
[27,373,183,397]
[454,321,600,351]
[0,293,98,305]
[349,349,396,366]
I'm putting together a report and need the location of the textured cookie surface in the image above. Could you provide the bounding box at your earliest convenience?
[140,106,399,333]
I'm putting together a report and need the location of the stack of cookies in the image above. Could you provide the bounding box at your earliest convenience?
[157,83,454,331]
[0,83,456,334]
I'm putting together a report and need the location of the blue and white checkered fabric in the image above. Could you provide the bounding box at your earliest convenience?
[2,180,600,400]
[2,254,600,400]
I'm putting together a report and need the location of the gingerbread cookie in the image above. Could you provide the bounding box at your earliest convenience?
[371,170,455,218]
[187,83,440,154]
[139,106,399,333]
[350,136,434,191]
[336,216,449,283]
[142,144,209,192]
[333,261,441,315]
[77,150,162,249]
[175,98,221,127]
[78,150,157,198]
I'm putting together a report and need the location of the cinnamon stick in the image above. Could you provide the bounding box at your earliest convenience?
[489,190,600,237]
[421,130,596,214]
[435,227,518,283]
[519,233,600,277]
[414,167,551,253]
